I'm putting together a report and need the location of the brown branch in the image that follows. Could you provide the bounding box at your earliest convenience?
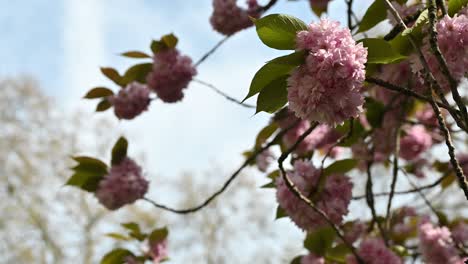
[277,121,365,264]
[144,120,298,214]
[193,79,255,109]
[195,36,230,67]
[427,0,468,129]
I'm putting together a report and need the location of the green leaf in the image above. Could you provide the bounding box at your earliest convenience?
[304,226,336,256]
[327,244,351,262]
[149,227,169,244]
[161,33,178,48]
[100,67,123,86]
[120,63,153,86]
[120,51,151,58]
[105,233,131,241]
[323,159,358,176]
[260,181,276,188]
[389,33,414,56]
[311,5,328,17]
[66,156,108,192]
[361,38,407,64]
[336,120,365,147]
[290,256,303,264]
[121,222,147,241]
[256,76,288,114]
[96,99,112,112]
[267,50,306,65]
[84,87,114,99]
[358,0,387,33]
[261,170,280,188]
[441,173,456,189]
[111,137,128,165]
[100,248,134,264]
[448,0,468,16]
[254,14,308,50]
[255,123,279,149]
[151,33,178,53]
[364,97,386,128]
[402,9,428,37]
[244,52,301,101]
[276,206,288,219]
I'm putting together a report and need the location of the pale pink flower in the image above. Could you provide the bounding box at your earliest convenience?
[110,82,151,120]
[343,221,367,244]
[288,19,367,126]
[419,222,463,264]
[149,239,168,264]
[95,158,148,210]
[276,160,352,232]
[411,13,468,93]
[146,49,196,103]
[452,222,468,245]
[256,149,275,172]
[210,0,260,36]
[399,125,433,161]
[347,238,402,264]
[301,253,325,264]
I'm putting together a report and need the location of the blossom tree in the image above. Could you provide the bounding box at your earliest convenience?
[66,0,468,263]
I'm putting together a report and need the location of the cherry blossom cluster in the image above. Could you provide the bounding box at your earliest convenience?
[275,160,352,232]
[147,48,197,103]
[210,0,260,36]
[95,158,149,210]
[288,19,367,126]
[110,82,151,120]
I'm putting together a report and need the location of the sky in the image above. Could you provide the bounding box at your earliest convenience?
[0,0,374,178]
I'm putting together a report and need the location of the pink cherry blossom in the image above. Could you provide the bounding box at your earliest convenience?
[210,0,260,36]
[95,158,149,210]
[149,239,168,264]
[276,160,352,232]
[347,238,402,264]
[288,19,367,126]
[146,48,196,103]
[399,125,433,161]
[110,82,151,120]
[256,149,275,172]
[419,222,463,264]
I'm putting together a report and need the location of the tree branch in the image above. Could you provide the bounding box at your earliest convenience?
[193,79,255,109]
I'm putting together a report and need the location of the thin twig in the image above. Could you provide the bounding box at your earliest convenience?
[195,36,230,67]
[353,173,449,200]
[386,112,402,227]
[144,120,299,214]
[435,0,447,16]
[427,0,468,129]
[193,79,255,109]
[366,160,390,246]
[277,121,365,264]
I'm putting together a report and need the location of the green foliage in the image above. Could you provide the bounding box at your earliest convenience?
[96,99,112,112]
[256,76,288,114]
[254,123,279,149]
[254,14,308,50]
[276,206,288,219]
[120,51,151,58]
[100,248,134,264]
[364,97,386,128]
[84,87,114,99]
[120,63,153,86]
[111,137,128,165]
[66,156,108,192]
[323,159,358,176]
[149,227,169,244]
[105,233,131,241]
[336,120,366,147]
[261,170,280,188]
[448,0,468,16]
[151,33,178,54]
[121,222,147,241]
[358,0,387,33]
[290,256,303,264]
[304,226,336,256]
[361,38,407,64]
[402,9,428,37]
[244,51,304,102]
[101,67,123,86]
[327,244,351,262]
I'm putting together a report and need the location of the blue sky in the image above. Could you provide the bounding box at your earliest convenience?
[1,0,372,177]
